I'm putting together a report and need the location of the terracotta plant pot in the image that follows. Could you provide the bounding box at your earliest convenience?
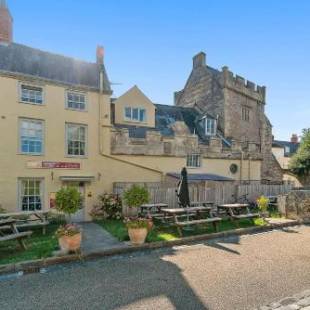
[146,219,154,232]
[59,233,82,252]
[128,228,148,245]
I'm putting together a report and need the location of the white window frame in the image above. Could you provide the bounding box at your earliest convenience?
[124,107,147,123]
[186,154,201,168]
[19,83,44,105]
[66,90,87,111]
[19,118,44,155]
[18,178,44,211]
[66,123,88,157]
[205,118,217,136]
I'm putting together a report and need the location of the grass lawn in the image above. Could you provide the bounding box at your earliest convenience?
[97,217,266,243]
[0,224,59,266]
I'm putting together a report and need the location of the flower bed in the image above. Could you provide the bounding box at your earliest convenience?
[97,217,266,243]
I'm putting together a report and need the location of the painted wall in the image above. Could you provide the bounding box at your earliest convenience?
[113,85,156,128]
[0,75,161,220]
[114,155,261,181]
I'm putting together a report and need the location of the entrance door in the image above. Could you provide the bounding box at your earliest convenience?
[64,182,86,222]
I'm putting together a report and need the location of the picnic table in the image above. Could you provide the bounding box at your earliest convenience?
[161,206,222,237]
[0,219,32,250]
[217,204,259,226]
[190,201,215,207]
[0,211,49,234]
[140,203,168,217]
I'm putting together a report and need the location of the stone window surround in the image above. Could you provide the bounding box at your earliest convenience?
[65,122,88,158]
[186,153,201,168]
[18,178,44,211]
[65,89,88,112]
[19,117,45,156]
[19,82,44,106]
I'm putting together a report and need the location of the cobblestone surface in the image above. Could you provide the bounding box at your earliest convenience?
[256,290,310,310]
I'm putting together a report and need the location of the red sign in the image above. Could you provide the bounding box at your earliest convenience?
[42,162,81,169]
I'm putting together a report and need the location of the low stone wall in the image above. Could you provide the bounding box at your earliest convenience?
[278,190,310,219]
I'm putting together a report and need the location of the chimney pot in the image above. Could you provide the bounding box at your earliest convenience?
[96,45,104,65]
[291,134,299,144]
[0,0,13,44]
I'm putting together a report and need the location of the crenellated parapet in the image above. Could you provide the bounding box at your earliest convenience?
[221,66,266,103]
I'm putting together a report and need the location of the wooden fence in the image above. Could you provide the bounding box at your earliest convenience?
[113,181,294,208]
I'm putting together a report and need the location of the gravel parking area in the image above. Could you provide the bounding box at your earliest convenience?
[0,225,310,310]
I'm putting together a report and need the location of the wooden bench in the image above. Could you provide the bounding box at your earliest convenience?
[231,213,259,220]
[0,219,33,250]
[0,211,49,234]
[175,217,222,237]
[0,231,33,250]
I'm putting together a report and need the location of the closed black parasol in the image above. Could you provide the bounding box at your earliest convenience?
[177,167,190,208]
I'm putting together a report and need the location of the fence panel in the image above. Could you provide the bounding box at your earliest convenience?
[113,181,294,210]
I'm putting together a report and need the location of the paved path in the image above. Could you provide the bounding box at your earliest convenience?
[1,225,310,310]
[255,289,310,309]
[79,222,127,255]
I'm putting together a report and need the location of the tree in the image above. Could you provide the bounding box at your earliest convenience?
[290,129,310,177]
[55,187,82,223]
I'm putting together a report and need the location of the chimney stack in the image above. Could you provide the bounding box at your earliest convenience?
[291,134,299,144]
[0,0,13,44]
[96,45,104,65]
[193,52,206,69]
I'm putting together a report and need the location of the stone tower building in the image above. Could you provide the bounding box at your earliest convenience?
[0,0,13,44]
[174,52,283,182]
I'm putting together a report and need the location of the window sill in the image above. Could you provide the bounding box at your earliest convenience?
[65,107,88,113]
[65,155,88,159]
[19,101,45,106]
[18,153,44,157]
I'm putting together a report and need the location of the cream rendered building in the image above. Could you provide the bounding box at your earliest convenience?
[0,1,263,221]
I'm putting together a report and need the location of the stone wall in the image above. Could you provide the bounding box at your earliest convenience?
[174,52,282,182]
[278,190,310,219]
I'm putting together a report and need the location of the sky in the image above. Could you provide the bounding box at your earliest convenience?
[8,0,310,140]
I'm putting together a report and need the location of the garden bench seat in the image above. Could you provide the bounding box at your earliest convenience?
[0,231,32,250]
[175,217,222,236]
[231,213,259,220]
[0,221,49,235]
[176,217,222,226]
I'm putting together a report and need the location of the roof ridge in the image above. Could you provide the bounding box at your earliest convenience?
[10,42,97,66]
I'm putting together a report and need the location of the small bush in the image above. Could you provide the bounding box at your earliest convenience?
[55,224,80,238]
[90,194,122,220]
[257,196,269,213]
[123,185,149,209]
[124,217,148,229]
[55,187,82,216]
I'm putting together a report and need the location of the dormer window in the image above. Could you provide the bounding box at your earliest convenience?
[205,118,216,136]
[124,107,146,123]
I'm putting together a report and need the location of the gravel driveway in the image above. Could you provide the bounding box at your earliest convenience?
[1,225,310,310]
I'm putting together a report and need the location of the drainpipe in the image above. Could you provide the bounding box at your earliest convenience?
[96,47,164,180]
[240,151,243,183]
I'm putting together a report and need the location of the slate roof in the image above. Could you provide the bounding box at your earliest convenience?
[273,140,300,157]
[167,172,233,182]
[0,42,111,92]
[113,103,230,146]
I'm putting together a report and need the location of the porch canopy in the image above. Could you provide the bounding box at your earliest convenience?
[167,173,233,182]
[59,176,95,182]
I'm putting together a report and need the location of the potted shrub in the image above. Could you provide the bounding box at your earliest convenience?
[123,185,150,245]
[55,224,81,253]
[257,195,269,218]
[55,187,82,252]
